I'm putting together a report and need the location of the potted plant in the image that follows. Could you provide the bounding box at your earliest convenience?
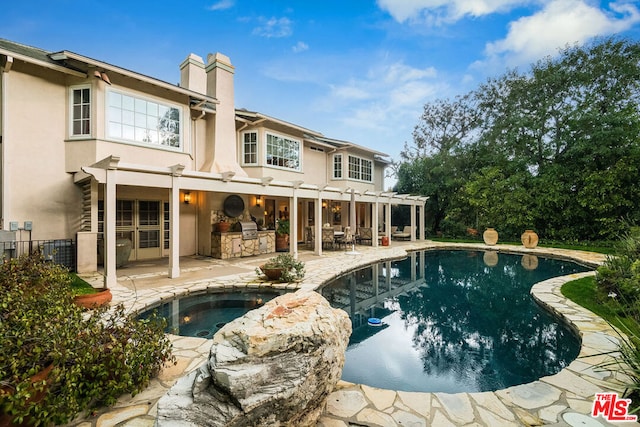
[275,219,290,252]
[71,273,113,309]
[256,253,305,283]
[0,253,175,426]
[212,211,231,233]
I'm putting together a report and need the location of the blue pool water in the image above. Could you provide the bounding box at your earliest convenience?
[319,250,590,393]
[138,290,287,339]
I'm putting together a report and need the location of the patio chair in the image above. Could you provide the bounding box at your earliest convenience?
[357,227,372,245]
[305,226,315,249]
[392,226,412,241]
[322,228,335,250]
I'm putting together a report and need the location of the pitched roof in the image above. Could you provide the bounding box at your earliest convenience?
[236,109,390,159]
[0,38,216,103]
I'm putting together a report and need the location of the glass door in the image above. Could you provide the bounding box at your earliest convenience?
[137,200,162,259]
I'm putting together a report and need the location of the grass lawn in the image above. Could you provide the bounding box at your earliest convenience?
[561,276,640,336]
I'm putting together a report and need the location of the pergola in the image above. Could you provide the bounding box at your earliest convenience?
[77,156,428,287]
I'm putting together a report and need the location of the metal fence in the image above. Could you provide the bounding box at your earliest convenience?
[0,239,77,272]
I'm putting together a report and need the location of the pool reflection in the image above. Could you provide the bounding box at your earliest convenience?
[319,250,589,393]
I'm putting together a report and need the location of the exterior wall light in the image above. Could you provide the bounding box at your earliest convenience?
[183,192,191,204]
[256,195,262,207]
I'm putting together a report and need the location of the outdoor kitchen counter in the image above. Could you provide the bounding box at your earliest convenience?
[211,230,276,259]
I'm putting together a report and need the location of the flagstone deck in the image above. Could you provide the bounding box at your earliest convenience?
[66,242,639,427]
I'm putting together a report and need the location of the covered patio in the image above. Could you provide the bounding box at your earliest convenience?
[75,156,427,288]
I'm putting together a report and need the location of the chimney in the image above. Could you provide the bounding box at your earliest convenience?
[204,53,246,176]
[179,54,206,93]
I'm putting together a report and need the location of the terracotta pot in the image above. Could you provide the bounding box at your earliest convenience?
[260,265,283,281]
[73,288,112,309]
[218,221,231,233]
[521,229,539,249]
[483,228,499,246]
[0,364,54,427]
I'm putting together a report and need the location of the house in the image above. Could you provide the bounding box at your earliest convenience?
[0,39,426,287]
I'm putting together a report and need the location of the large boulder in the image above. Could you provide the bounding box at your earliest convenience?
[156,290,352,427]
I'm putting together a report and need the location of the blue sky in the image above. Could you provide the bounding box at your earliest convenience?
[3,1,640,181]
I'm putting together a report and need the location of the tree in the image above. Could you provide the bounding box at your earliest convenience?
[395,37,640,241]
[395,95,479,234]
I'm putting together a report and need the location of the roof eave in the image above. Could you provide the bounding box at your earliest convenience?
[0,48,86,78]
[49,50,217,102]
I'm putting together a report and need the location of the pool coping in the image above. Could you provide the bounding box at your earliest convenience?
[71,242,639,427]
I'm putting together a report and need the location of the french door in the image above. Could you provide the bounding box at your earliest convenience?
[112,200,163,260]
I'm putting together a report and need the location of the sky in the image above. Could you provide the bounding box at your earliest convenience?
[3,0,640,185]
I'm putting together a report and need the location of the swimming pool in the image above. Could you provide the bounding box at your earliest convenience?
[138,290,288,339]
[319,249,590,393]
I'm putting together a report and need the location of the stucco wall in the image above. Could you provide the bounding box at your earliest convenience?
[4,63,82,240]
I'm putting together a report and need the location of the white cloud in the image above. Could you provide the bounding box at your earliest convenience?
[480,0,640,68]
[292,41,309,53]
[208,0,234,11]
[252,17,293,38]
[259,53,447,156]
[376,0,532,24]
[325,59,445,138]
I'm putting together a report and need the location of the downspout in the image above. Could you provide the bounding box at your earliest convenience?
[0,55,13,229]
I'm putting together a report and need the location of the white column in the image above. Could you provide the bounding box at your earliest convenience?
[315,195,323,255]
[103,172,117,288]
[349,189,356,231]
[168,184,180,278]
[410,204,417,241]
[289,195,298,259]
[386,199,392,240]
[419,203,426,240]
[372,199,379,247]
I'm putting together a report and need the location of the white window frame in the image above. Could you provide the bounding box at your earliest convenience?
[333,154,343,179]
[242,131,258,165]
[348,155,373,183]
[69,85,92,138]
[105,88,183,151]
[265,132,301,171]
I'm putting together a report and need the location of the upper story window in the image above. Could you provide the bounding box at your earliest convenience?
[266,133,300,171]
[333,154,342,179]
[70,85,91,137]
[348,155,373,182]
[243,132,258,165]
[107,90,182,150]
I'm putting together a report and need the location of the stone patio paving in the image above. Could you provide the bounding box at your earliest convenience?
[65,242,640,427]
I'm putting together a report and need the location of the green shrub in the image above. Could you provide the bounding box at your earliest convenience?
[256,253,305,282]
[596,227,640,317]
[595,312,640,414]
[592,227,640,411]
[0,254,175,426]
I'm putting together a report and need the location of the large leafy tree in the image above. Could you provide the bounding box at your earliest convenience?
[396,37,640,241]
[395,95,479,234]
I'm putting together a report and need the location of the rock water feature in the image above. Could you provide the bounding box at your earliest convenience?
[156,291,351,427]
